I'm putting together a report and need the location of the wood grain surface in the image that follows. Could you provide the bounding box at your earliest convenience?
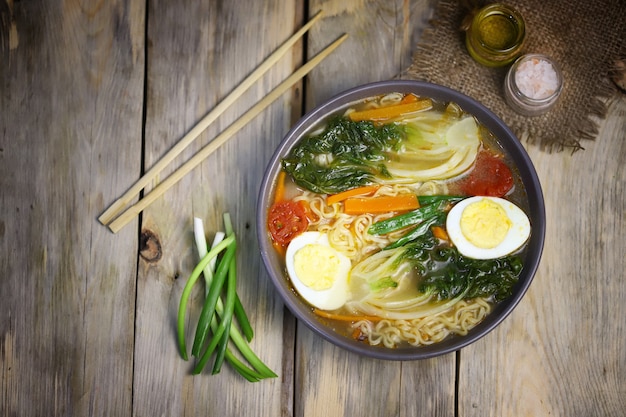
[1,0,624,416]
[1,1,144,415]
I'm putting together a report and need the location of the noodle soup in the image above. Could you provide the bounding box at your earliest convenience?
[258,81,544,358]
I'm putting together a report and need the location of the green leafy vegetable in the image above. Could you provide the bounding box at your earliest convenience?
[350,228,522,320]
[417,195,464,206]
[368,199,448,236]
[383,212,445,250]
[349,232,523,320]
[369,277,398,292]
[348,236,468,320]
[353,197,524,318]
[281,114,481,194]
[282,116,402,194]
[368,196,461,250]
[400,235,524,302]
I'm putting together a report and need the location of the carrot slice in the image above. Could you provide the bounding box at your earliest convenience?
[326,185,380,206]
[313,308,383,323]
[343,194,419,215]
[273,171,287,204]
[431,226,449,241]
[399,93,419,104]
[352,327,364,341]
[348,98,432,122]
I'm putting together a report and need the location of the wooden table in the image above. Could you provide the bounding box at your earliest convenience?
[1,1,624,416]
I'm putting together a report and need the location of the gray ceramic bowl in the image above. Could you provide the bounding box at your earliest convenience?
[257,80,545,360]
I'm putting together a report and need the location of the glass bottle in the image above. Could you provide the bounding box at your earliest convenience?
[465,3,526,67]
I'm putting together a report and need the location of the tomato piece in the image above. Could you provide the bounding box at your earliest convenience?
[460,152,514,197]
[267,200,309,246]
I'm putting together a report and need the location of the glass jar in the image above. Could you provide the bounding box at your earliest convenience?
[465,3,526,67]
[504,54,564,116]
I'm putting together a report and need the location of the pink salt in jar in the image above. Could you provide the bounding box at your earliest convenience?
[504,54,563,116]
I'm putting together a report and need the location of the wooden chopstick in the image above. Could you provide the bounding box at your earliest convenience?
[107,33,348,233]
[98,11,324,226]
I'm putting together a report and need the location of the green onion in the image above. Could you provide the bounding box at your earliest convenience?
[177,214,276,381]
[198,224,254,342]
[223,213,254,342]
[211,254,237,375]
[384,213,445,250]
[177,234,235,360]
[417,195,464,206]
[368,199,448,235]
[191,242,236,359]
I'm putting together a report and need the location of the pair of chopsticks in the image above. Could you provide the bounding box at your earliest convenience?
[99,11,347,233]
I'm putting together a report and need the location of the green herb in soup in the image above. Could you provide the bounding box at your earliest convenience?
[348,233,523,319]
[282,116,401,194]
[282,101,481,195]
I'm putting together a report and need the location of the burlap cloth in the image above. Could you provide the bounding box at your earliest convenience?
[404,0,626,152]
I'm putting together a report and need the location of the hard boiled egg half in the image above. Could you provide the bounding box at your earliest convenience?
[446,196,531,260]
[285,231,351,310]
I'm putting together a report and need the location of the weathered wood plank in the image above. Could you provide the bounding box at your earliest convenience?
[306,0,435,106]
[297,328,456,416]
[0,0,144,415]
[131,0,303,415]
[458,97,626,416]
[297,1,456,417]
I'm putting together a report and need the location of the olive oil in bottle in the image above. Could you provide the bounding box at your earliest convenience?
[465,4,526,67]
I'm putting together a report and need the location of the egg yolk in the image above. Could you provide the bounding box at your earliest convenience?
[460,199,511,249]
[293,244,341,290]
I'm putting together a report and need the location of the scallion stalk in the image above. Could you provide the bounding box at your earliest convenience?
[191,242,236,357]
[177,234,235,360]
[417,195,464,206]
[368,200,447,235]
[384,213,445,250]
[179,214,276,381]
[211,253,237,374]
[223,213,254,341]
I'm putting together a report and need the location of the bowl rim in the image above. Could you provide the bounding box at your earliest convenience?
[256,80,545,360]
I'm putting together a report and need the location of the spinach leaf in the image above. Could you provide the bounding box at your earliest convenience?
[282,116,404,194]
[398,237,523,302]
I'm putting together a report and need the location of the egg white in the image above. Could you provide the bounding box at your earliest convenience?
[285,231,352,310]
[446,196,531,260]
